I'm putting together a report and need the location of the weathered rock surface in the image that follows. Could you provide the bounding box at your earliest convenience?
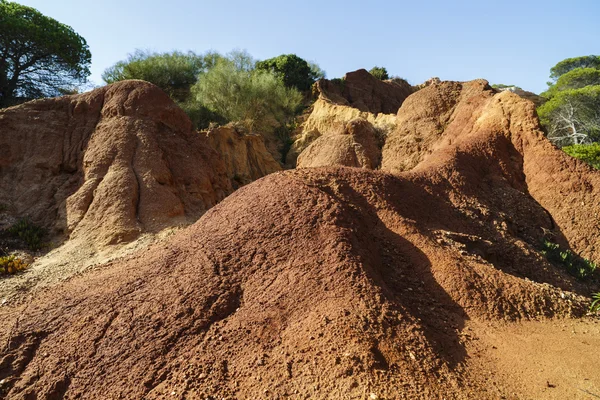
[287,69,408,167]
[297,118,381,169]
[314,69,413,114]
[1,78,599,399]
[205,125,282,189]
[0,80,231,246]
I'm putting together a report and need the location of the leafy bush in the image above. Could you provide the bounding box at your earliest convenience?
[256,54,324,92]
[0,255,28,275]
[590,292,600,313]
[369,66,389,80]
[562,142,600,169]
[7,219,46,251]
[541,240,597,280]
[192,57,303,133]
[102,50,211,103]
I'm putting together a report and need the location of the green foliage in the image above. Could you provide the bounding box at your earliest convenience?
[542,68,600,98]
[0,254,28,275]
[590,292,600,313]
[537,85,600,145]
[256,54,323,92]
[562,143,600,169]
[549,55,600,81]
[0,0,91,107]
[369,66,389,80]
[541,240,597,280]
[7,219,46,251]
[102,50,211,103]
[192,57,303,132]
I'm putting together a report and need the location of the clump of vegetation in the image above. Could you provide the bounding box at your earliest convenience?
[562,142,600,169]
[256,54,325,92]
[7,219,46,251]
[541,240,597,280]
[590,292,600,313]
[191,54,303,134]
[538,55,600,146]
[369,66,389,80]
[0,255,28,275]
[0,1,91,108]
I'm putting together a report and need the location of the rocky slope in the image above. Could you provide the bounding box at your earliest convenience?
[0,81,285,250]
[0,80,231,246]
[205,125,282,189]
[0,78,599,399]
[286,69,410,167]
[296,118,382,169]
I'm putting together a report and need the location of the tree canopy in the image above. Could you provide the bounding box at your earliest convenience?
[256,54,323,92]
[0,0,91,107]
[549,55,600,82]
[102,50,211,103]
[538,55,600,147]
[369,66,389,80]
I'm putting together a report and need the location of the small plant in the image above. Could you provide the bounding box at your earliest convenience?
[369,66,389,80]
[591,292,600,313]
[0,255,28,275]
[7,219,46,251]
[541,240,597,280]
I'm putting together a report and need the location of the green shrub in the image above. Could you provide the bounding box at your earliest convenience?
[256,54,324,92]
[562,143,600,169]
[590,292,600,313]
[369,66,389,80]
[7,219,46,251]
[102,50,210,103]
[192,57,303,133]
[541,240,597,280]
[0,255,28,275]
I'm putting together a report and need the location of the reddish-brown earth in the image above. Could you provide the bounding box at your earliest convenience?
[0,80,231,246]
[314,69,413,115]
[0,79,599,399]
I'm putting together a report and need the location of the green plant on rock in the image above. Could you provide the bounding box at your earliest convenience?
[0,255,28,275]
[590,292,600,313]
[541,240,597,280]
[369,66,389,80]
[562,142,600,169]
[7,219,46,251]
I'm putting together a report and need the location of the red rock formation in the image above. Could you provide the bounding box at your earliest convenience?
[205,125,282,189]
[0,80,231,246]
[1,78,599,399]
[297,118,381,169]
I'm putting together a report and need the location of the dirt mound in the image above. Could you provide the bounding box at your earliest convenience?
[0,80,231,246]
[1,79,599,399]
[297,118,381,169]
[285,99,396,167]
[314,69,413,114]
[205,125,282,189]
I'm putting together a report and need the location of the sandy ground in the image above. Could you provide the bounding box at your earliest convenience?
[466,318,600,399]
[0,227,182,307]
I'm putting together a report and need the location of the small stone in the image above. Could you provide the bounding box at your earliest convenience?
[369,393,379,400]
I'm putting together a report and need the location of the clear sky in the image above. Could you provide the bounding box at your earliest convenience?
[16,0,600,94]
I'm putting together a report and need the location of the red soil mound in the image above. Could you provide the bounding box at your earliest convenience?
[297,118,381,169]
[0,79,599,399]
[314,69,413,114]
[0,80,231,246]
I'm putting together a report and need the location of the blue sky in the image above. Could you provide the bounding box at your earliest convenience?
[17,0,600,94]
